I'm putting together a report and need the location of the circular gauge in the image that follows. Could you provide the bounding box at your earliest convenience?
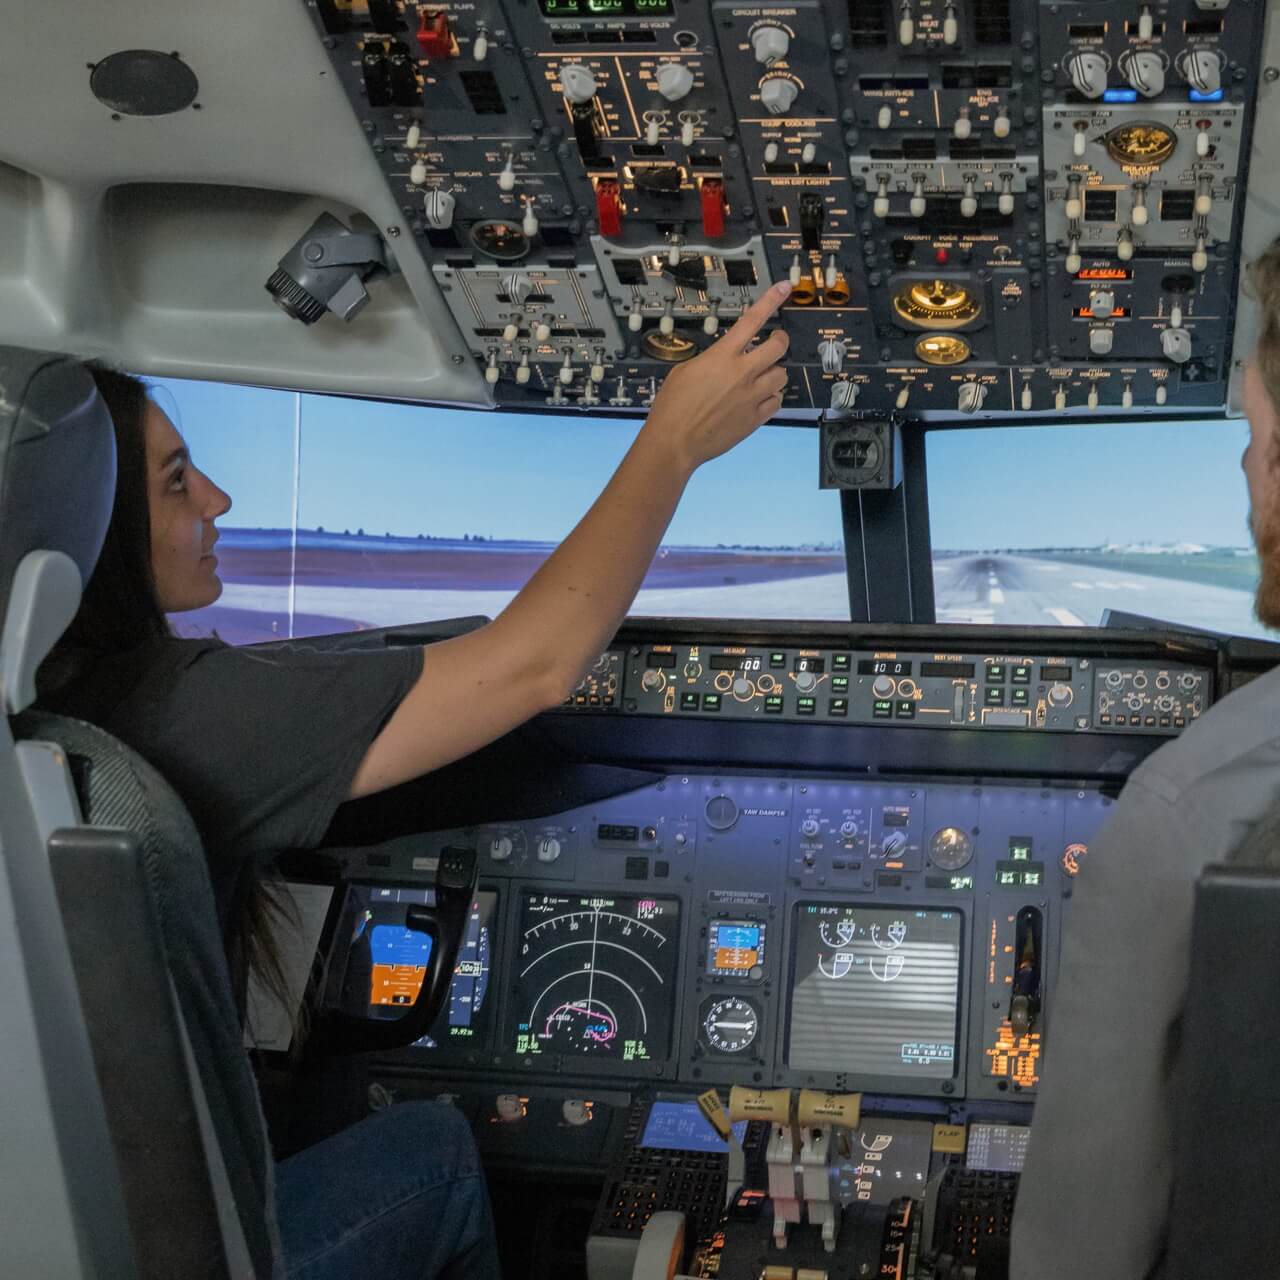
[701,996,760,1054]
[1062,842,1089,877]
[915,334,972,365]
[469,219,531,261]
[641,330,698,362]
[930,826,974,872]
[704,794,739,831]
[870,918,908,950]
[893,279,982,330]
[1105,121,1177,168]
[819,918,855,948]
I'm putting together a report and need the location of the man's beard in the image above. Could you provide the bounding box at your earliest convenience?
[1252,505,1280,628]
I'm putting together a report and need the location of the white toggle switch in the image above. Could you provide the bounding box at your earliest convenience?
[878,104,893,129]
[590,354,605,382]
[1088,384,1099,411]
[954,109,972,141]
[961,175,977,218]
[943,4,958,44]
[406,122,421,149]
[1055,385,1068,411]
[818,339,847,374]
[410,158,427,185]
[1156,384,1168,406]
[522,200,539,237]
[656,62,695,102]
[1073,126,1088,158]
[1067,51,1109,99]
[958,381,988,413]
[424,188,456,229]
[516,353,531,384]
[1091,290,1116,319]
[498,155,516,191]
[789,256,802,286]
[1170,301,1183,329]
[559,354,574,385]
[1117,228,1135,262]
[1090,327,1114,356]
[899,2,914,45]
[681,117,695,147]
[1065,177,1083,224]
[1195,178,1213,218]
[646,117,661,146]
[1021,381,1033,411]
[764,141,779,164]
[503,319,519,342]
[485,352,500,385]
[1162,327,1193,363]
[535,317,552,342]
[998,175,1014,216]
[760,76,798,116]
[824,255,837,289]
[874,176,890,218]
[473,26,489,61]
[910,177,926,218]
[994,111,1011,139]
[659,302,675,335]
[703,307,719,336]
[1138,6,1154,40]
[1196,125,1211,158]
[560,64,598,105]
[751,25,791,64]
[1132,184,1149,226]
[801,142,817,164]
[667,240,681,266]
[1122,381,1134,408]
[628,303,643,332]
[1066,237,1082,276]
[1125,49,1165,98]
[896,386,910,409]
[1192,235,1209,273]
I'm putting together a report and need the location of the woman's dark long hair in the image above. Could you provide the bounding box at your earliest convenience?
[38,366,298,1034]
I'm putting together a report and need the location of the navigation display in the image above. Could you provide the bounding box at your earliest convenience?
[787,904,962,1079]
[510,894,679,1062]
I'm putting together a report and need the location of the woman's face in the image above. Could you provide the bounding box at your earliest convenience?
[145,401,232,613]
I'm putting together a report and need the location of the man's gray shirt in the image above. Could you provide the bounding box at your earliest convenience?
[1011,662,1280,1279]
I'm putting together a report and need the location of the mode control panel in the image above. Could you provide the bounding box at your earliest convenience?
[568,643,1214,736]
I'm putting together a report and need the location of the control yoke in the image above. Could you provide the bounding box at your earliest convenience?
[311,845,478,1055]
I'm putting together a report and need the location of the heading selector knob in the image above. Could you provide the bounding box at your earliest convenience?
[759,76,798,116]
[752,25,791,64]
[655,62,695,102]
[795,670,818,694]
[560,64,598,105]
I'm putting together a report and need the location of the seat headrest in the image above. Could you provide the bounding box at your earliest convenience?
[0,348,116,633]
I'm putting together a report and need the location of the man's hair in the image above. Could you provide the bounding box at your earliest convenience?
[1247,237,1280,425]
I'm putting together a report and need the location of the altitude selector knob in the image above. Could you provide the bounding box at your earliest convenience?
[752,26,791,64]
[759,76,799,116]
[560,64,598,105]
[818,339,847,374]
[655,62,695,102]
[1065,50,1109,99]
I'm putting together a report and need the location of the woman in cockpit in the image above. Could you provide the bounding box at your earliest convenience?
[35,280,792,1279]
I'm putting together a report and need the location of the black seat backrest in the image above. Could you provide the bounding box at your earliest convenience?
[16,708,281,1277]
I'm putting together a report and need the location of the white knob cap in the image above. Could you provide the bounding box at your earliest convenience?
[1132,186,1149,226]
[646,117,661,146]
[789,256,802,286]
[498,156,516,192]
[1073,127,1088,158]
[830,380,859,410]
[659,305,675,335]
[590,360,605,383]
[1170,302,1183,329]
[1117,230,1135,262]
[1065,179,1083,224]
[1185,48,1222,95]
[801,142,817,164]
[537,836,562,862]
[943,6,958,44]
[558,355,574,385]
[1195,181,1213,217]
[681,118,695,147]
[522,202,539,237]
[954,110,972,140]
[496,1095,524,1122]
[473,29,489,61]
[878,104,893,129]
[1156,384,1167,406]
[960,177,977,218]
[824,255,837,289]
[818,339,847,374]
[410,159,428,185]
[998,178,1014,216]
[1066,238,1082,275]
[764,141,779,163]
[1087,384,1099,411]
[1192,237,1209,273]
[628,306,643,332]
[703,311,718,336]
[1068,51,1109,99]
[535,319,551,342]
[1138,7,1154,40]
[562,1100,592,1127]
[560,64,598,105]
[1055,385,1068,410]
[656,62,695,102]
[1091,290,1116,319]
[1126,50,1165,98]
[760,76,798,116]
[874,178,890,218]
[1021,382,1033,411]
[423,188,456,229]
[1122,382,1134,408]
[910,193,926,217]
[503,321,519,342]
[994,112,1011,138]
[1161,326,1193,363]
[485,355,500,385]
[751,25,790,64]
[516,355,531,385]
[958,381,988,413]
[406,122,421,149]
[1090,327,1114,356]
[896,386,910,409]
[1196,127,1211,158]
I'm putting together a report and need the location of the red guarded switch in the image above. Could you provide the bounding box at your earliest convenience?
[596,179,623,237]
[417,8,452,59]
[700,178,727,238]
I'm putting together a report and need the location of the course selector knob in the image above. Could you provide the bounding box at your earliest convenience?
[655,63,695,102]
[752,26,791,64]
[760,77,798,116]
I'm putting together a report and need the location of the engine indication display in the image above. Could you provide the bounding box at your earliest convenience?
[511,894,679,1062]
